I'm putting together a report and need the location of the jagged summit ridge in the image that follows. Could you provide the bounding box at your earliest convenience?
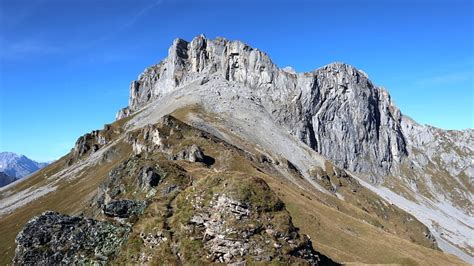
[117,35,406,178]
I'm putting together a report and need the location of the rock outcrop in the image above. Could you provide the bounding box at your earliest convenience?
[103,200,146,218]
[94,157,166,210]
[71,129,108,163]
[172,144,205,163]
[187,193,323,264]
[69,121,127,164]
[401,116,474,182]
[13,211,129,265]
[176,174,337,265]
[125,115,215,166]
[400,116,474,213]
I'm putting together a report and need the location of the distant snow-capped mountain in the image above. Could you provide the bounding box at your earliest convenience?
[0,152,49,179]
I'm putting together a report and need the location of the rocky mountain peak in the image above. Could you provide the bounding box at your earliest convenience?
[84,35,474,263]
[116,35,408,179]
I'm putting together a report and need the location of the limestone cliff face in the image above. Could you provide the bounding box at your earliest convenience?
[117,35,408,179]
[296,63,407,180]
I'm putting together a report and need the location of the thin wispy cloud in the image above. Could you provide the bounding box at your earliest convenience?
[0,0,165,62]
[394,59,474,89]
[0,39,60,60]
[125,0,164,29]
[415,70,473,87]
[84,0,165,48]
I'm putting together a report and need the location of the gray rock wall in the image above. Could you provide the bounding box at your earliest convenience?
[115,35,469,180]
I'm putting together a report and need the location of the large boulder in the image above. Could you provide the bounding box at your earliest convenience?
[13,211,129,265]
[103,200,146,218]
[172,144,205,163]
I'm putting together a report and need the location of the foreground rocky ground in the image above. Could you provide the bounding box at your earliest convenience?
[14,211,129,264]
[12,116,338,265]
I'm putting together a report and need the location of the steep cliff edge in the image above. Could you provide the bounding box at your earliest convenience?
[117,35,408,179]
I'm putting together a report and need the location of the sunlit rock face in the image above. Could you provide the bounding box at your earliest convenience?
[117,35,412,179]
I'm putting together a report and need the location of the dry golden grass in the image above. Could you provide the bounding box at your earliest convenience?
[172,105,467,265]
[260,175,465,265]
[0,109,467,265]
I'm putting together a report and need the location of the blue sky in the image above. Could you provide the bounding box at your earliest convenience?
[0,0,473,161]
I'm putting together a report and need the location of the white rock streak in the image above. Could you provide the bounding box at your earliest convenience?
[354,175,474,264]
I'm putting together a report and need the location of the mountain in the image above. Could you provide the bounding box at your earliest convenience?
[0,152,49,180]
[0,172,16,187]
[0,36,472,265]
[117,35,473,261]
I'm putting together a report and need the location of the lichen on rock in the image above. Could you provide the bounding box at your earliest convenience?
[13,211,130,265]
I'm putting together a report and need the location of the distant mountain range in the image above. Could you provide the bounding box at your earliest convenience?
[0,152,49,187]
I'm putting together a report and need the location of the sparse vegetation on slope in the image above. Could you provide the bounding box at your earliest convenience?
[0,112,467,265]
